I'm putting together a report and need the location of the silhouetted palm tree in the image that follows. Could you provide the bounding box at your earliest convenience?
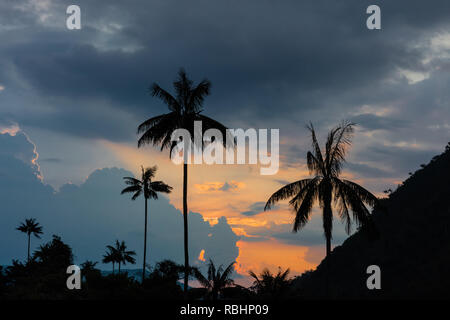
[16,218,43,262]
[81,260,98,273]
[193,260,235,300]
[81,260,99,275]
[121,165,172,283]
[110,240,136,274]
[137,69,231,293]
[249,267,291,299]
[265,121,379,257]
[102,246,118,274]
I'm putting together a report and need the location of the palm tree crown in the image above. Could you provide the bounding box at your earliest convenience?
[249,267,291,299]
[107,240,136,274]
[16,218,43,238]
[121,165,172,200]
[16,218,43,262]
[194,259,235,300]
[265,121,379,256]
[137,68,230,151]
[102,246,118,274]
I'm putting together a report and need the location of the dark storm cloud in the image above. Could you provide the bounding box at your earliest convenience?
[345,161,391,178]
[1,0,450,187]
[350,113,408,131]
[361,144,437,174]
[2,0,450,137]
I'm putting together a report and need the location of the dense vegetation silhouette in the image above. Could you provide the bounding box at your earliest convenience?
[136,69,231,293]
[193,259,235,300]
[249,267,292,300]
[121,165,172,283]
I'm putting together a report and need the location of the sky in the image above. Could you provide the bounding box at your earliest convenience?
[1,0,450,285]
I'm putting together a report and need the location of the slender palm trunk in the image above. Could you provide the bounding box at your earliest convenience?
[326,235,331,256]
[142,197,148,284]
[323,183,333,298]
[27,233,31,263]
[323,183,333,257]
[112,262,115,274]
[118,262,121,274]
[183,162,189,296]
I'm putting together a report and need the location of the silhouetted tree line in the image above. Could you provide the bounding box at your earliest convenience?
[0,232,293,300]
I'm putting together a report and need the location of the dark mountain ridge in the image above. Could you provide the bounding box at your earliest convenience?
[292,143,450,299]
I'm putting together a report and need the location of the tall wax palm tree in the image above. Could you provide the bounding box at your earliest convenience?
[110,240,136,274]
[265,121,379,257]
[137,69,232,293]
[16,218,43,262]
[121,165,172,283]
[193,260,235,301]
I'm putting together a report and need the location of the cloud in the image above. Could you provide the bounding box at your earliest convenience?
[195,181,244,193]
[345,162,391,178]
[2,0,450,141]
[0,0,449,195]
[241,201,267,217]
[0,133,239,269]
[0,130,41,177]
[350,113,408,131]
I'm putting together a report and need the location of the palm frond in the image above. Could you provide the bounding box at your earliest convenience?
[341,179,378,207]
[150,181,173,193]
[123,177,141,186]
[188,79,211,112]
[328,121,355,176]
[293,180,319,232]
[137,113,169,134]
[307,151,324,176]
[265,179,314,210]
[150,84,180,112]
[288,177,320,211]
[306,122,325,172]
[197,114,235,149]
[143,165,157,181]
[121,185,141,195]
[219,261,235,284]
[333,178,376,231]
[137,112,179,149]
[174,68,193,108]
[194,268,211,289]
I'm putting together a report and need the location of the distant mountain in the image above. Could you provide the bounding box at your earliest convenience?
[292,143,450,299]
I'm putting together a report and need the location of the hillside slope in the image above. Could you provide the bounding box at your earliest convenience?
[292,144,450,299]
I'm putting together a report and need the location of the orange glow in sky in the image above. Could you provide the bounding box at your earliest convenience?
[100,139,396,281]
